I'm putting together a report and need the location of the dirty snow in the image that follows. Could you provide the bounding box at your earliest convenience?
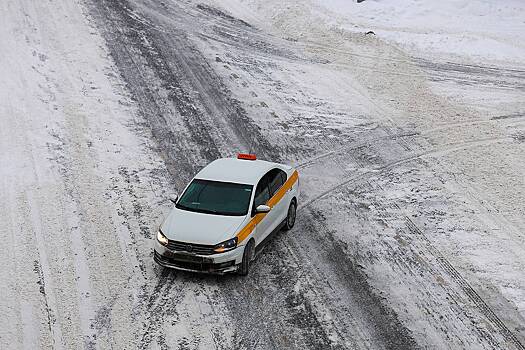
[1,0,525,348]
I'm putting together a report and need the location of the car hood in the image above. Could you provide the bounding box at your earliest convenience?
[160,207,247,245]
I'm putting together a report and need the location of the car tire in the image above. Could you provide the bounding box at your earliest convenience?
[283,200,297,231]
[238,239,254,276]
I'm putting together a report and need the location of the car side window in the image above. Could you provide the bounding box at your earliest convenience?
[280,171,287,185]
[253,175,270,209]
[268,169,287,196]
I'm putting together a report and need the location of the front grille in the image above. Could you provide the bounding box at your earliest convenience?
[166,240,215,255]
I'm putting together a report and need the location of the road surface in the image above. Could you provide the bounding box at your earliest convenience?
[1,0,524,349]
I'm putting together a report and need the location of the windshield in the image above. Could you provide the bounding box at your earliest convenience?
[176,179,253,216]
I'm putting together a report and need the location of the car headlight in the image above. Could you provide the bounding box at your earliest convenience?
[214,237,238,253]
[157,230,169,246]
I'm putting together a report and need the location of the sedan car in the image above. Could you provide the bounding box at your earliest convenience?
[154,154,299,275]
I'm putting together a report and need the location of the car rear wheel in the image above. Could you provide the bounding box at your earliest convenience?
[238,239,254,276]
[283,200,297,231]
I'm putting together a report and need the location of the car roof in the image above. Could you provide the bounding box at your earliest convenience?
[194,158,283,185]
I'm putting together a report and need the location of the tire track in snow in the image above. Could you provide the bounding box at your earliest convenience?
[295,114,521,172]
[26,191,65,350]
[85,4,308,347]
[402,218,525,350]
[293,209,419,349]
[86,3,228,347]
[85,1,424,348]
[287,37,525,90]
[82,0,524,348]
[300,136,511,210]
[416,58,525,91]
[208,2,525,347]
[298,134,525,349]
[296,130,418,170]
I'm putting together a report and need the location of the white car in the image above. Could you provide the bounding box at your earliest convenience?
[154,154,299,275]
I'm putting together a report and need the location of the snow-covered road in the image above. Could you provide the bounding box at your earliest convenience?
[1,0,524,349]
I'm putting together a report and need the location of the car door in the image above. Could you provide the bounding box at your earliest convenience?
[252,173,272,245]
[253,169,288,244]
[267,168,288,231]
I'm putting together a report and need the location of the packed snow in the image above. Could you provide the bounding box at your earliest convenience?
[1,0,524,348]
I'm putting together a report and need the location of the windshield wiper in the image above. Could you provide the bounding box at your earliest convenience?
[175,203,192,211]
[177,204,243,216]
[177,204,218,215]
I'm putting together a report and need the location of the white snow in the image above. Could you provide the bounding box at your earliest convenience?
[0,0,234,348]
[206,0,525,346]
[315,0,525,64]
[2,0,525,348]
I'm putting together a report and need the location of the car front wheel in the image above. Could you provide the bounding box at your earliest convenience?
[238,239,254,276]
[283,200,297,231]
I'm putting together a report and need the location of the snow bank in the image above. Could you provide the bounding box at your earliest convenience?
[315,0,525,63]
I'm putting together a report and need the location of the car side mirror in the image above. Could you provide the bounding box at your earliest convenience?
[169,195,178,204]
[255,204,271,214]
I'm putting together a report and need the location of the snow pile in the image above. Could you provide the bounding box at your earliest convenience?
[315,0,525,63]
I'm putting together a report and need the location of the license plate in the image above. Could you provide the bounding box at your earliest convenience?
[164,251,206,263]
